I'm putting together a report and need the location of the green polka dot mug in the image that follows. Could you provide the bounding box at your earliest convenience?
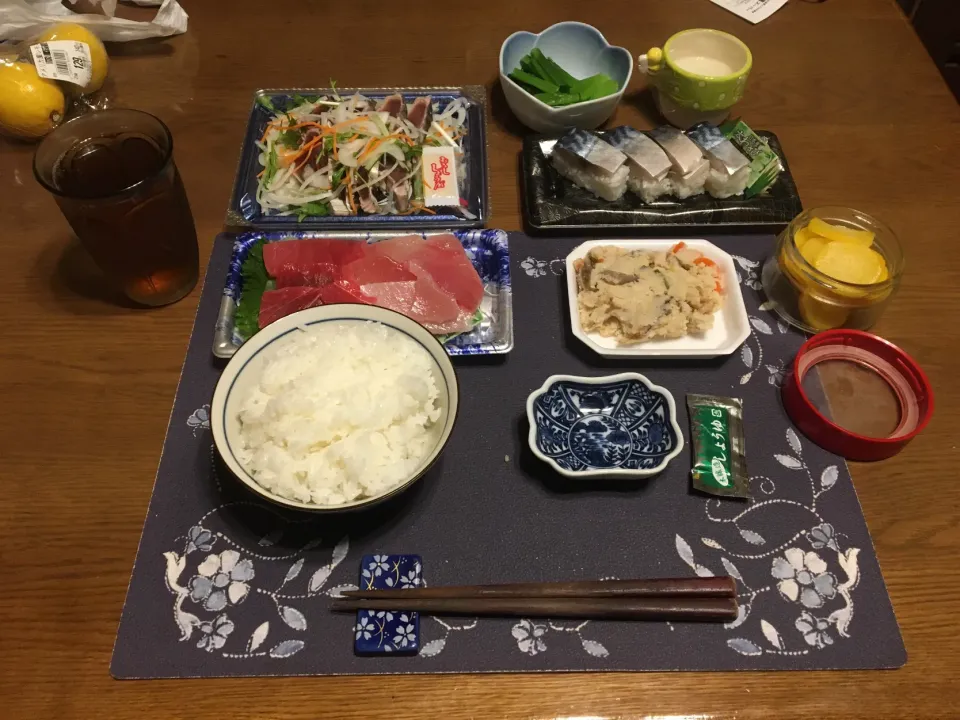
[638,29,752,129]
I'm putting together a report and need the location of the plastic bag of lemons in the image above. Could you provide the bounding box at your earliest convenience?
[0,22,109,140]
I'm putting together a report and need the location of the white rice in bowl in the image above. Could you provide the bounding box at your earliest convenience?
[234,321,443,506]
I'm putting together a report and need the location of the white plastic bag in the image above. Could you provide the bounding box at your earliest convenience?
[0,0,188,42]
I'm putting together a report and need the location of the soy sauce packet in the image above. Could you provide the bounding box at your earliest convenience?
[687,393,749,498]
[719,119,782,198]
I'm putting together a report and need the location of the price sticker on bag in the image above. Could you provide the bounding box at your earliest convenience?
[29,41,93,88]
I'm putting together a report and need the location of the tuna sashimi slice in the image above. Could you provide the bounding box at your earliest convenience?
[406,263,461,331]
[318,280,374,305]
[273,262,340,288]
[365,235,427,264]
[423,233,463,255]
[368,234,484,313]
[263,239,366,283]
[258,286,325,328]
[361,281,417,315]
[343,255,416,286]
[409,246,483,313]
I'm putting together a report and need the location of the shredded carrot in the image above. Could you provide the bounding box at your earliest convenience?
[331,116,373,131]
[346,169,356,213]
[694,257,717,268]
[671,241,686,253]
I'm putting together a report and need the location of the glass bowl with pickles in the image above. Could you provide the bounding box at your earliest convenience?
[761,207,903,333]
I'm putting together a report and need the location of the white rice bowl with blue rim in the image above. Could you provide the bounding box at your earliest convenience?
[221,315,451,507]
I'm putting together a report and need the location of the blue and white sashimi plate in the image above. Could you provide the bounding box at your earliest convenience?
[213,229,514,358]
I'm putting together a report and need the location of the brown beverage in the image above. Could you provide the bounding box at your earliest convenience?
[34,110,199,307]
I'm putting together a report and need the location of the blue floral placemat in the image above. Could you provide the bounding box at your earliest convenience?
[111,233,905,678]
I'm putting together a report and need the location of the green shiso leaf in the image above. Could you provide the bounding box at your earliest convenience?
[234,240,270,340]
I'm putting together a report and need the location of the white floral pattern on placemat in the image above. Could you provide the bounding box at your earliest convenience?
[676,426,860,657]
[163,494,354,660]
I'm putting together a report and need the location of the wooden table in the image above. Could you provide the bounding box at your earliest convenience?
[2,1,958,717]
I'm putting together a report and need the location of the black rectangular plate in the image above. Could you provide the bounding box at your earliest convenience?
[522,130,802,235]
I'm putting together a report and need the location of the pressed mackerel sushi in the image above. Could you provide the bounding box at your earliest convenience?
[550,128,629,201]
[687,122,751,199]
[605,126,673,203]
[648,126,709,199]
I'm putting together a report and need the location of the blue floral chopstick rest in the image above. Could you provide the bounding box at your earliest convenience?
[354,554,422,655]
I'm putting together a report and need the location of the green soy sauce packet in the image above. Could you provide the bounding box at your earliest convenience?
[687,393,750,499]
[719,118,782,199]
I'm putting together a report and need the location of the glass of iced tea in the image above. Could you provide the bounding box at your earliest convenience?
[34,109,199,307]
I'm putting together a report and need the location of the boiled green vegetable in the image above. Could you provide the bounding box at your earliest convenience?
[509,48,619,107]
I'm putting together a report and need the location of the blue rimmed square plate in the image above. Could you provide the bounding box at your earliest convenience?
[213,229,514,358]
[355,554,422,655]
[226,87,488,230]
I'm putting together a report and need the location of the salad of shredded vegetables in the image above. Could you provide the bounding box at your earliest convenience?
[256,88,469,220]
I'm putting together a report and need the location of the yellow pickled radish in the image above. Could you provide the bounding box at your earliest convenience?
[814,242,885,284]
[800,236,828,266]
[808,217,875,248]
[793,226,817,251]
[799,292,849,331]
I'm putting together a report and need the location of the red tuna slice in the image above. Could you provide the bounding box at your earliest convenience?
[361,281,417,315]
[368,234,483,312]
[263,239,366,285]
[405,264,461,331]
[423,233,463,255]
[343,255,416,286]
[365,235,427,264]
[258,286,325,328]
[318,280,374,305]
[273,262,340,288]
[409,246,483,313]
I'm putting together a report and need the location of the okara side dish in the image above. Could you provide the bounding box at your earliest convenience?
[575,244,722,344]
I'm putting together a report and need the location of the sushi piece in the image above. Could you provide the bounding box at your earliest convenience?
[648,126,710,199]
[550,128,629,202]
[605,126,673,203]
[687,122,751,199]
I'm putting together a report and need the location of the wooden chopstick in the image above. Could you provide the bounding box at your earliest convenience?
[342,577,735,601]
[332,596,738,622]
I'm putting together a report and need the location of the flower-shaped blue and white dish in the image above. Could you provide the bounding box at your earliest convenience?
[499,22,633,133]
[566,239,750,359]
[526,373,684,479]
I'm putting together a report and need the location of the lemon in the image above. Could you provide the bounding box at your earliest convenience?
[35,23,109,95]
[807,217,875,248]
[0,61,65,139]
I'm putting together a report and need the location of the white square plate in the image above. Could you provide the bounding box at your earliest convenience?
[565,239,751,359]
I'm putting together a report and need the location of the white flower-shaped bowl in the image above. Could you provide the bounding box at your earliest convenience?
[526,373,684,479]
[211,304,459,512]
[499,22,633,133]
[566,239,751,358]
